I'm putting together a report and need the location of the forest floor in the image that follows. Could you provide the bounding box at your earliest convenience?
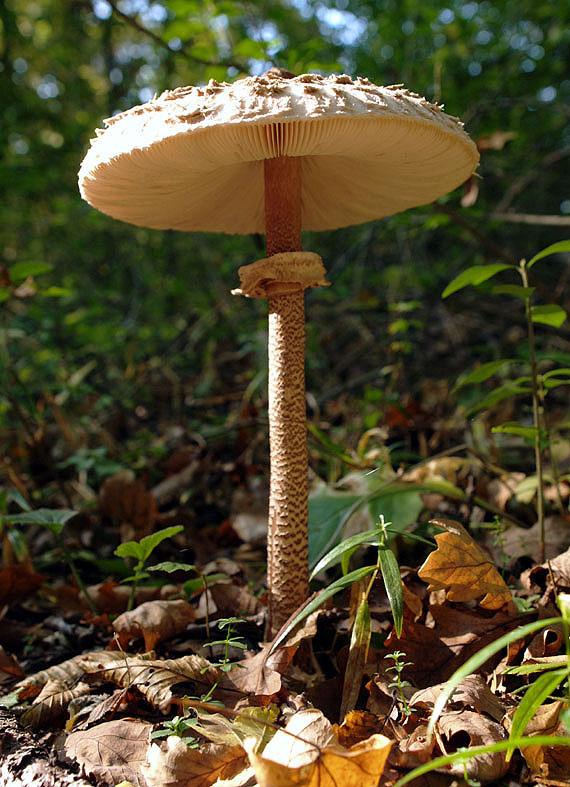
[1,316,570,787]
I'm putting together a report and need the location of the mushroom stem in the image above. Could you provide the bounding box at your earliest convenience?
[264,156,309,636]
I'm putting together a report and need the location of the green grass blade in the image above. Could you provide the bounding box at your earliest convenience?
[506,668,568,760]
[426,617,561,740]
[379,545,403,637]
[269,565,377,653]
[394,736,570,787]
[309,526,383,580]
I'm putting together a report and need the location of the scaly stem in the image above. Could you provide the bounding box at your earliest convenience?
[264,156,309,636]
[520,261,545,562]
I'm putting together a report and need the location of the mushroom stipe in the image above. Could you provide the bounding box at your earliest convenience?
[78,71,479,638]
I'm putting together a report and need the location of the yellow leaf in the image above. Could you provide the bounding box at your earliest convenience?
[245,709,392,787]
[418,518,512,609]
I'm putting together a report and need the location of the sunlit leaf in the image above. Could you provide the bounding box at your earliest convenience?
[492,284,534,299]
[3,508,77,535]
[453,359,516,391]
[9,261,53,281]
[492,422,539,439]
[527,240,570,269]
[379,546,403,637]
[442,263,513,298]
[531,304,567,327]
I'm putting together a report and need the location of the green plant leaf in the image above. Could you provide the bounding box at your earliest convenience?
[270,565,377,653]
[527,240,570,269]
[310,527,383,580]
[115,525,184,564]
[426,616,560,741]
[453,359,516,391]
[9,261,53,281]
[442,263,513,298]
[3,508,77,535]
[492,422,539,439]
[465,384,532,416]
[531,304,567,327]
[492,284,535,299]
[506,668,568,761]
[147,561,197,573]
[394,736,570,787]
[379,546,403,637]
[543,368,570,379]
[0,288,10,303]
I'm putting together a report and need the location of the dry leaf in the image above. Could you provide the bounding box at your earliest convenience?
[65,718,152,786]
[15,651,122,699]
[411,675,505,722]
[209,583,263,617]
[20,678,91,728]
[461,176,479,208]
[80,651,219,712]
[418,518,512,609]
[99,470,158,539]
[224,643,296,698]
[506,700,570,780]
[437,711,509,782]
[334,711,387,748]
[143,736,249,787]
[394,724,435,769]
[476,130,516,151]
[245,708,392,787]
[113,599,196,651]
[0,565,45,605]
[0,645,25,681]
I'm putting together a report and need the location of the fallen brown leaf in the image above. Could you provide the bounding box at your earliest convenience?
[0,565,45,605]
[65,718,152,786]
[80,652,219,712]
[507,700,570,781]
[20,678,91,728]
[418,518,512,609]
[0,645,25,681]
[437,711,509,782]
[411,674,505,722]
[113,599,196,651]
[143,737,249,787]
[99,470,158,540]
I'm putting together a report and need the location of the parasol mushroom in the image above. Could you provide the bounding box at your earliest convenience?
[78,70,479,637]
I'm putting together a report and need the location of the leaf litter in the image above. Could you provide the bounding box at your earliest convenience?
[2,442,570,787]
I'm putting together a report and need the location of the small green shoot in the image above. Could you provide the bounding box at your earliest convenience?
[150,713,200,746]
[114,525,184,611]
[386,650,416,718]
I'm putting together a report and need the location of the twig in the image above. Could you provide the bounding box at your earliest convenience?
[491,213,570,226]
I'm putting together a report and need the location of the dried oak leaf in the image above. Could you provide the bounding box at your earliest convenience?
[418,518,512,610]
[99,470,158,539]
[0,565,45,605]
[65,718,152,787]
[245,708,392,787]
[437,711,509,783]
[20,678,91,729]
[15,651,120,700]
[0,645,25,681]
[142,737,249,787]
[79,652,219,713]
[410,675,505,722]
[223,643,296,698]
[113,599,196,651]
[506,700,570,780]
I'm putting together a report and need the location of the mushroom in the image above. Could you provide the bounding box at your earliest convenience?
[78,71,479,636]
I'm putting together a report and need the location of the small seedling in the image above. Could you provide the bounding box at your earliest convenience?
[150,713,200,747]
[114,525,184,611]
[386,650,415,718]
[443,239,570,562]
[198,617,247,703]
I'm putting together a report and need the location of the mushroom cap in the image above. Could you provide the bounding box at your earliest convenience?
[78,72,479,234]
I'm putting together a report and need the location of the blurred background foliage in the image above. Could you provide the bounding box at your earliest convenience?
[1,0,569,495]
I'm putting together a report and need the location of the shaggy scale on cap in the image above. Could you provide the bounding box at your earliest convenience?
[78,72,479,234]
